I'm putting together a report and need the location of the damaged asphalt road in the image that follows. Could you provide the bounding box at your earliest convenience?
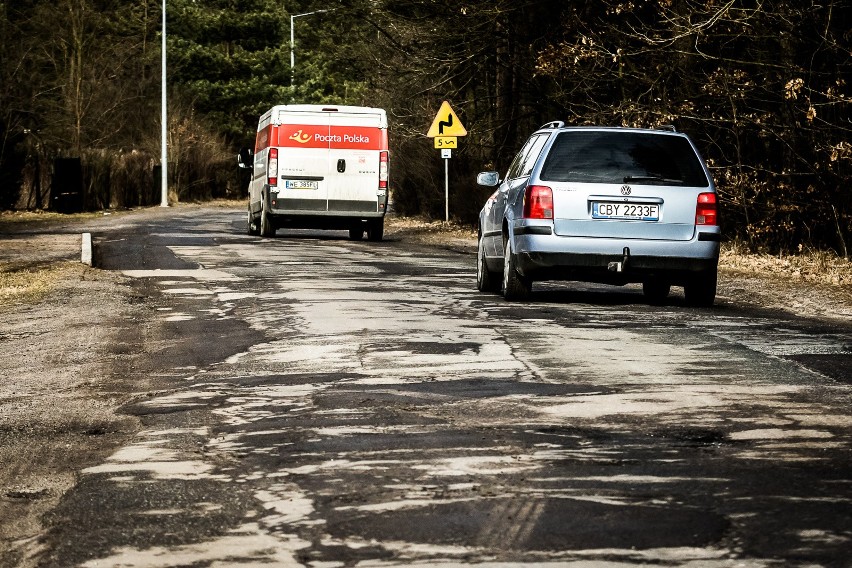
[2,205,851,567]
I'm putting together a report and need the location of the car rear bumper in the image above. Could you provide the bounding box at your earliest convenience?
[513,231,719,284]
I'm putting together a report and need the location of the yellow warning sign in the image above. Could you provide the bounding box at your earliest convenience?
[427,101,467,138]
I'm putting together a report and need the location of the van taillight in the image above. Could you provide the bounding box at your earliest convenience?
[379,151,388,190]
[696,192,717,226]
[523,185,554,219]
[268,148,278,187]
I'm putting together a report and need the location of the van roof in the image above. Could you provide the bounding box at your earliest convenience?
[269,104,386,115]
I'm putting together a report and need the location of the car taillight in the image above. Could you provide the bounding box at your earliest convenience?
[268,148,278,187]
[696,192,717,226]
[379,151,388,190]
[523,185,554,219]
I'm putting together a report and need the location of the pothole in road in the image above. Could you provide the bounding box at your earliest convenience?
[649,427,731,448]
[784,354,852,384]
[325,496,727,552]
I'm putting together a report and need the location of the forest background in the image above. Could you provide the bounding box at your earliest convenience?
[0,0,849,255]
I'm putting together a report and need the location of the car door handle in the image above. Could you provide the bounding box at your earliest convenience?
[337,159,346,173]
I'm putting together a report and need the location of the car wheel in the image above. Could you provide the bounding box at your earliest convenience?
[643,278,671,305]
[259,201,275,237]
[684,269,717,307]
[366,220,383,242]
[502,239,531,301]
[477,234,500,293]
[349,227,364,241]
[246,204,259,236]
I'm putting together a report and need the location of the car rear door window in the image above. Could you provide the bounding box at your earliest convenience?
[519,134,550,178]
[506,134,548,181]
[539,131,710,187]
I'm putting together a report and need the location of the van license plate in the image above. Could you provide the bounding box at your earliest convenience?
[592,202,659,221]
[284,180,318,190]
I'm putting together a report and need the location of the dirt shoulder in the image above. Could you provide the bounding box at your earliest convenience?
[0,240,142,567]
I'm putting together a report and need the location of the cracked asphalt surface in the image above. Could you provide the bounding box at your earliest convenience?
[1,204,851,567]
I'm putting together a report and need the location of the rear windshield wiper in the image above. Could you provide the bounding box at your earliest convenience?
[623,175,683,184]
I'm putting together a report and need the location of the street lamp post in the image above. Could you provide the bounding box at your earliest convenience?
[160,0,168,207]
[290,10,332,83]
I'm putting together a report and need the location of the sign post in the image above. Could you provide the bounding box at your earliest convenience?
[427,101,467,222]
[441,148,451,221]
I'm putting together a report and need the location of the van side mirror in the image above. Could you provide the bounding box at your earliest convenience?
[237,147,253,169]
[476,171,500,187]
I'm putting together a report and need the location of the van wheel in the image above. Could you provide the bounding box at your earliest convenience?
[684,269,717,307]
[502,239,531,301]
[367,220,384,241]
[247,205,260,236]
[349,227,364,241]
[259,202,275,237]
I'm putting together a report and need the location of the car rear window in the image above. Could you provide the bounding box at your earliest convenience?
[539,131,710,187]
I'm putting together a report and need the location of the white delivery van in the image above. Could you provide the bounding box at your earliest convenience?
[240,104,389,240]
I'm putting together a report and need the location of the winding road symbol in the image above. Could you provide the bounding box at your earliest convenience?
[438,114,453,135]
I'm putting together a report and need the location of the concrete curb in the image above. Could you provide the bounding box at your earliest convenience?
[81,233,92,266]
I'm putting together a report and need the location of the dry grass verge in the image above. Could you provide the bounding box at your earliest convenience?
[721,243,851,287]
[0,262,85,307]
[0,210,106,225]
[385,216,477,249]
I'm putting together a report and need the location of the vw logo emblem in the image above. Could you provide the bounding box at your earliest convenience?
[621,185,632,195]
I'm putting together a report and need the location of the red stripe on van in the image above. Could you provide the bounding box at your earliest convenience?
[256,125,386,152]
[327,126,387,150]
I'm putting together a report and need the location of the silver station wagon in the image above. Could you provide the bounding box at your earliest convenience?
[476,123,721,305]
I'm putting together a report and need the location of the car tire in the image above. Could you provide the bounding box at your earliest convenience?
[259,200,275,237]
[366,220,383,242]
[247,204,260,236]
[349,227,364,241]
[684,269,717,307]
[477,234,500,293]
[643,278,671,305]
[502,239,531,301]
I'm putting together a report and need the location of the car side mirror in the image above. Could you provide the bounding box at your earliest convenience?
[477,171,500,187]
[237,147,254,169]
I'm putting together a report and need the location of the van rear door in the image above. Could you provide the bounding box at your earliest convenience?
[273,109,331,212]
[327,109,387,213]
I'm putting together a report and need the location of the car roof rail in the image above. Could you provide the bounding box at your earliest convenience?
[657,124,677,132]
[540,121,565,130]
